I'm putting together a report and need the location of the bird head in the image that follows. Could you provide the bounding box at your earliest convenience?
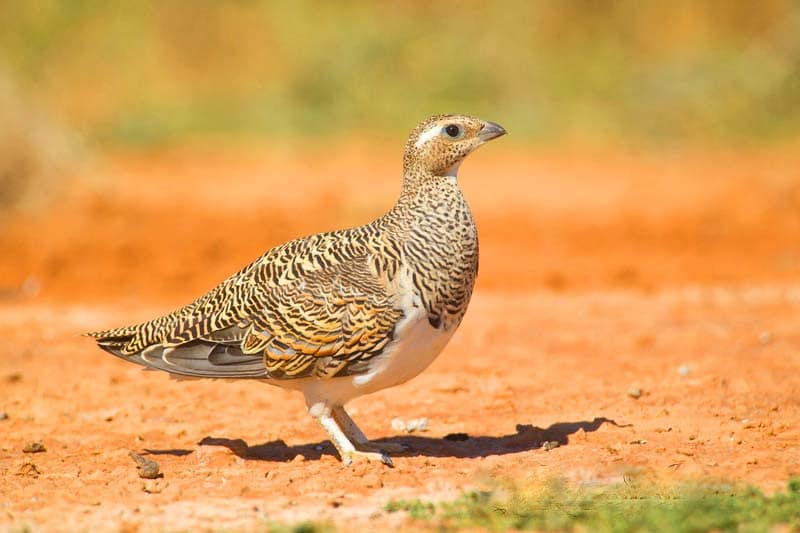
[404,114,506,177]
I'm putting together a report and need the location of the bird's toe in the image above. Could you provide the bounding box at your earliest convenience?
[341,450,394,468]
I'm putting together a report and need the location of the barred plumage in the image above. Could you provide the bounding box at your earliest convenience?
[87,114,506,466]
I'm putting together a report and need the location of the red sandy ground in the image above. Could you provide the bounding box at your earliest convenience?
[1,142,799,531]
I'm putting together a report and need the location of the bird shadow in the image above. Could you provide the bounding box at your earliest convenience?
[186,417,624,462]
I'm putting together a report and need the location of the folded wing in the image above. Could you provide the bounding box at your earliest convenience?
[88,251,403,380]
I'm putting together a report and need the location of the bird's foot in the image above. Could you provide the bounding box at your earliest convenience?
[356,440,410,454]
[341,449,394,468]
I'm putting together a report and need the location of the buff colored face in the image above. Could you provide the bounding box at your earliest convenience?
[410,116,506,175]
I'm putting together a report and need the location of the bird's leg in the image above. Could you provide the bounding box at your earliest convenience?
[332,406,409,454]
[308,402,393,467]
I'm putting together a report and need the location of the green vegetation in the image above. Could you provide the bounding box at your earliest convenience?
[1,1,799,146]
[385,478,800,532]
[266,522,335,533]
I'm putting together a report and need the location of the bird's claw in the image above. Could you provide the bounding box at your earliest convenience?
[341,450,394,468]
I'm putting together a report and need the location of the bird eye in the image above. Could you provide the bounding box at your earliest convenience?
[444,124,461,138]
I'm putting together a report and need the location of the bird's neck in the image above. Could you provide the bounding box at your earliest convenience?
[386,163,478,331]
[397,165,461,204]
[384,166,473,234]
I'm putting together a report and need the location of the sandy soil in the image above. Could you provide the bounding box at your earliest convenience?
[1,142,800,531]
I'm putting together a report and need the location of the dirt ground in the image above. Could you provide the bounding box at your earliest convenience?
[1,142,800,531]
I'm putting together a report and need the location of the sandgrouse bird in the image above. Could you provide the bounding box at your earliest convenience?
[88,114,506,466]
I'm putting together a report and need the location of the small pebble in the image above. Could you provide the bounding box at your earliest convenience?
[391,417,429,433]
[678,364,691,376]
[0,412,8,420]
[758,331,773,345]
[407,418,428,432]
[17,461,41,478]
[23,442,46,453]
[543,441,560,451]
[627,387,643,399]
[129,452,161,479]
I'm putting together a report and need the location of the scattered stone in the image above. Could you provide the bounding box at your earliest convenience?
[129,452,161,479]
[678,365,691,376]
[543,441,560,451]
[17,461,41,478]
[406,418,428,432]
[23,442,46,453]
[443,432,469,441]
[5,372,22,383]
[629,439,647,445]
[758,331,773,345]
[627,387,643,399]
[0,411,8,420]
[391,417,428,433]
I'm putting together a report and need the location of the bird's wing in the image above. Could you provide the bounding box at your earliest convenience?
[88,242,404,380]
[242,257,404,379]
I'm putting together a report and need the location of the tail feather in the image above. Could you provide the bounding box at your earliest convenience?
[91,333,268,379]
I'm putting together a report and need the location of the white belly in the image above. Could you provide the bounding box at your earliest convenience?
[291,263,458,408]
[293,308,454,407]
[353,308,454,392]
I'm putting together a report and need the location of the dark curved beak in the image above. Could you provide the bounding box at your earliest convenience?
[479,121,507,142]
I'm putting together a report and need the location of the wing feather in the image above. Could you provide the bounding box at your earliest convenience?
[88,234,404,381]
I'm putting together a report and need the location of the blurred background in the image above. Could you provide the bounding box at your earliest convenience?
[3,1,800,147]
[1,0,799,302]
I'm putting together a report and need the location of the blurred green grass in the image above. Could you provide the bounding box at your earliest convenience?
[383,478,800,532]
[1,0,799,146]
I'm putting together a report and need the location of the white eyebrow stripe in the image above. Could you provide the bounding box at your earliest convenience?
[414,125,442,148]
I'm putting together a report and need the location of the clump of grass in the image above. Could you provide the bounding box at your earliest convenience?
[265,521,335,533]
[385,498,436,520]
[385,478,800,532]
